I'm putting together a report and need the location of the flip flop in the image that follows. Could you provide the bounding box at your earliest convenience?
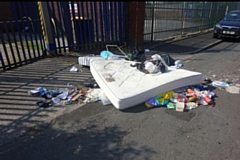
[36,100,54,108]
[41,93,52,99]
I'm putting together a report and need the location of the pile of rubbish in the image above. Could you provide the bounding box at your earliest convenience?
[145,81,215,112]
[78,45,183,74]
[100,45,184,74]
[28,76,239,111]
[144,77,240,112]
[29,44,239,110]
[28,83,102,108]
[131,53,183,74]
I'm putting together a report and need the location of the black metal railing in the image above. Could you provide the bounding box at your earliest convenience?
[0,2,46,72]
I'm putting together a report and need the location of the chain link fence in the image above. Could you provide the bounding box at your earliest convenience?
[144,1,239,42]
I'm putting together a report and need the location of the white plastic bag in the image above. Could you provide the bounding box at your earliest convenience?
[70,66,78,72]
[144,61,157,73]
[151,54,169,72]
[86,89,102,102]
[108,55,121,60]
[99,91,112,105]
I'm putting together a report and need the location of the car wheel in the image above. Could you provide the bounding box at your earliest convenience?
[237,37,240,42]
[213,33,218,38]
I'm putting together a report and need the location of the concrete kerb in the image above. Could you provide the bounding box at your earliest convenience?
[144,28,222,61]
[181,39,223,55]
[168,38,223,61]
[147,28,214,50]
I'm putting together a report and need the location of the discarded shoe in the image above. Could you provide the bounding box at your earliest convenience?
[36,100,54,108]
[41,93,52,99]
[29,88,41,97]
[204,78,212,83]
[84,83,95,88]
[29,91,40,97]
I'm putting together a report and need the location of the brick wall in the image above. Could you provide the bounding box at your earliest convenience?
[0,2,39,32]
[0,2,16,31]
[126,1,145,49]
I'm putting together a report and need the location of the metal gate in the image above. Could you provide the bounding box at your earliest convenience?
[0,2,46,71]
[48,1,126,53]
[0,1,126,72]
[144,1,239,42]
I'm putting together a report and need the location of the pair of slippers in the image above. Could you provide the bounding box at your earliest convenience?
[36,100,54,108]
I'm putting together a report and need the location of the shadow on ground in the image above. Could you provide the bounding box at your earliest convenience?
[0,118,157,160]
[0,56,94,146]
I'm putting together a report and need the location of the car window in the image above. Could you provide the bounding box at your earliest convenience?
[224,12,240,21]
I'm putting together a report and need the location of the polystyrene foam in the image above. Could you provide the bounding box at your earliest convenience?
[78,56,103,66]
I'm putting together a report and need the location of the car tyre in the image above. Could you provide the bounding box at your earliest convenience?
[213,33,218,38]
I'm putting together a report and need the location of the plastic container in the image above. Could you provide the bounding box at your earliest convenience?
[52,97,61,104]
[176,102,185,112]
[167,102,175,109]
[39,87,47,96]
[186,102,198,110]
[172,93,188,103]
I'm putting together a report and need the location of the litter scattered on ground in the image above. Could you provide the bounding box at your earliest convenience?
[28,82,102,108]
[142,77,239,112]
[77,45,239,111]
[27,73,239,111]
[70,66,79,72]
[69,66,83,72]
[144,83,215,112]
[210,79,239,94]
[28,45,239,111]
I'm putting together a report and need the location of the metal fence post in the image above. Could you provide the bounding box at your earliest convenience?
[38,2,56,56]
[200,2,206,32]
[0,51,6,71]
[150,1,155,42]
[181,2,186,35]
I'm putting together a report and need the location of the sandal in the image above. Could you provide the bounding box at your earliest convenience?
[36,100,54,108]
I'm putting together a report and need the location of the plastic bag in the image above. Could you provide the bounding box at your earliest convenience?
[212,81,229,87]
[86,89,102,102]
[150,54,169,72]
[100,50,114,60]
[99,91,112,105]
[144,61,157,73]
[108,55,121,60]
[145,91,174,108]
[130,46,146,62]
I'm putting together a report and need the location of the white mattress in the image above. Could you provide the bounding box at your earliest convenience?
[90,59,203,110]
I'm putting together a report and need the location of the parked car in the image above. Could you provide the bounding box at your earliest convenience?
[213,10,240,39]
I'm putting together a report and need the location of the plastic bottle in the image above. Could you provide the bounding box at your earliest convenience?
[66,99,71,105]
[39,87,47,96]
[198,97,208,105]
[52,97,61,104]
[199,91,215,107]
[172,93,188,103]
[49,89,62,97]
[186,102,198,110]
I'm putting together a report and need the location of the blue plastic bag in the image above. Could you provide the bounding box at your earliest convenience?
[100,50,114,60]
